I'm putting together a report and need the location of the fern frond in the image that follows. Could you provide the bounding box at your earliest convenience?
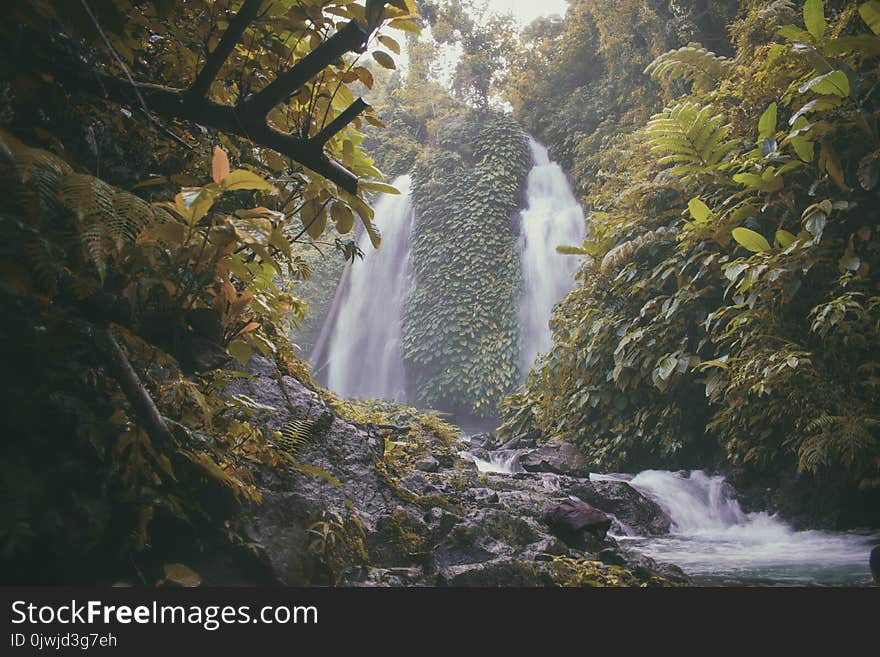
[112,190,155,240]
[1,131,71,222]
[645,102,738,180]
[799,413,878,473]
[274,418,315,456]
[1,132,161,284]
[644,43,734,91]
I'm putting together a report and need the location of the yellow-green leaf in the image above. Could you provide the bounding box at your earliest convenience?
[388,18,421,34]
[372,50,396,70]
[861,1,880,35]
[758,103,777,139]
[221,170,277,193]
[804,0,825,41]
[163,563,202,587]
[174,189,215,226]
[359,180,400,195]
[363,218,381,249]
[799,70,850,97]
[688,197,712,223]
[378,35,401,54]
[732,227,772,253]
[776,229,797,248]
[269,227,291,258]
[227,339,253,365]
[331,203,355,234]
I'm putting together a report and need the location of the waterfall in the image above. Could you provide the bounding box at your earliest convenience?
[462,449,526,474]
[517,138,586,374]
[311,175,414,401]
[613,470,877,585]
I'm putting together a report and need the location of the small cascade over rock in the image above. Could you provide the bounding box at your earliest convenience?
[613,470,878,585]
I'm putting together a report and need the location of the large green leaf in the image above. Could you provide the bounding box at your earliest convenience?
[860,1,880,35]
[221,170,277,192]
[804,0,826,41]
[758,103,777,139]
[732,227,772,252]
[798,71,850,97]
[688,197,712,222]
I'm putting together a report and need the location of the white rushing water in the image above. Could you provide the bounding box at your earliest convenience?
[312,175,414,401]
[517,138,586,374]
[606,470,877,585]
[464,449,525,474]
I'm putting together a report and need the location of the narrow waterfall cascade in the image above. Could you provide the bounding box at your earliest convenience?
[604,470,877,585]
[517,138,587,374]
[462,449,526,474]
[312,175,415,401]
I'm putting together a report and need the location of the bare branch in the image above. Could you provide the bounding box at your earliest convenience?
[244,20,370,118]
[187,0,265,101]
[94,325,175,452]
[311,98,370,147]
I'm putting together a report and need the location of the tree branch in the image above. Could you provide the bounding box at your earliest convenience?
[187,0,265,101]
[311,98,369,147]
[94,325,175,452]
[244,20,370,118]
[44,17,375,194]
[64,68,359,193]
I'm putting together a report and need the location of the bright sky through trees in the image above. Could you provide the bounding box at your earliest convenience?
[485,0,569,24]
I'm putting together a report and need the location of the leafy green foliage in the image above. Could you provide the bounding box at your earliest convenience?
[546,554,672,587]
[403,111,531,416]
[502,0,880,505]
[0,0,414,583]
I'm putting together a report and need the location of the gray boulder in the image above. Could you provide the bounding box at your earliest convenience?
[519,441,591,478]
[542,498,613,550]
[570,480,672,536]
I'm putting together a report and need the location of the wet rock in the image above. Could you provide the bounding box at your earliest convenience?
[622,551,690,584]
[415,455,440,472]
[498,429,541,451]
[543,498,613,540]
[436,559,557,586]
[598,547,628,567]
[571,480,672,536]
[519,441,591,478]
[467,432,497,450]
[355,567,425,587]
[463,487,500,506]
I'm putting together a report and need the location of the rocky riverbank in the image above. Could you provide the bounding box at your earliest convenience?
[208,357,687,586]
